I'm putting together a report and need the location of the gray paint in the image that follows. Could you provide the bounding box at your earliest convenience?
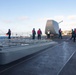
[45,20,59,34]
[0,42,57,65]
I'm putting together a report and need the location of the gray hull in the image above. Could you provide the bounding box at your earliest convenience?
[45,20,59,35]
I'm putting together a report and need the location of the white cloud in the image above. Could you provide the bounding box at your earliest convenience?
[67,15,76,20]
[30,15,76,23]
[3,20,13,23]
[36,17,53,22]
[18,16,29,21]
[59,21,76,31]
[54,16,64,22]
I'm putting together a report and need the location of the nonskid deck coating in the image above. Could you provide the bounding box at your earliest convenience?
[0,41,76,75]
[0,38,53,49]
[0,38,57,65]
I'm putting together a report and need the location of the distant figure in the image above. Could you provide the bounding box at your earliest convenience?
[73,29,76,42]
[37,28,42,40]
[47,29,50,39]
[70,29,74,40]
[32,28,36,39]
[59,28,62,39]
[6,29,11,39]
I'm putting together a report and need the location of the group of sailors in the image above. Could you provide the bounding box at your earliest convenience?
[58,28,76,42]
[6,28,42,40]
[6,28,76,42]
[32,28,42,40]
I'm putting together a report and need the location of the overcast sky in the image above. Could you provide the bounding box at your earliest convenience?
[0,0,76,35]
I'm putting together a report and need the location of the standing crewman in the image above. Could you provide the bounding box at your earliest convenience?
[6,29,11,39]
[73,28,76,42]
[59,28,62,39]
[37,28,42,40]
[47,29,50,39]
[32,28,36,39]
[70,29,74,40]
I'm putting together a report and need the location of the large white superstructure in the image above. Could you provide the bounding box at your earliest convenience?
[45,20,59,35]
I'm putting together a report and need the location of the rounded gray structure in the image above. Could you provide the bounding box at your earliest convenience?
[45,20,59,35]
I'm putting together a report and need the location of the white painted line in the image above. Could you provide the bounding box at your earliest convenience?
[57,50,76,75]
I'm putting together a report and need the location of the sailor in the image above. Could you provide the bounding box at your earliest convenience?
[73,28,76,42]
[70,29,74,40]
[32,28,36,39]
[47,29,50,39]
[59,28,62,39]
[37,28,42,40]
[6,29,11,39]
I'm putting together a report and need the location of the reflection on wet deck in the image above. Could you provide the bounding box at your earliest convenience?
[24,41,76,75]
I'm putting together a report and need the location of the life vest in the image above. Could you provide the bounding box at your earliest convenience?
[32,30,34,34]
[37,30,41,34]
[74,29,76,34]
[32,30,36,34]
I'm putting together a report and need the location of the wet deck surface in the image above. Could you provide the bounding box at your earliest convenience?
[0,36,76,75]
